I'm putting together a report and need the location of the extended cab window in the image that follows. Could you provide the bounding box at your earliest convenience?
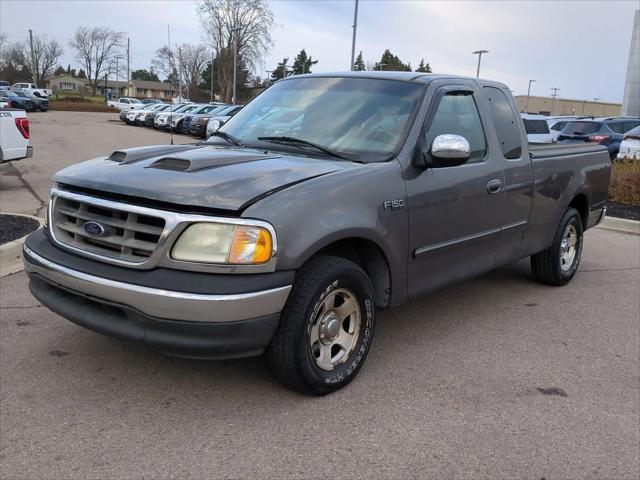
[484,87,522,159]
[426,92,486,162]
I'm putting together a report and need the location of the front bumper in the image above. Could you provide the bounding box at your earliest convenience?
[23,230,293,358]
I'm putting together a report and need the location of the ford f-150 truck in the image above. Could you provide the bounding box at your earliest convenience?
[23,72,611,395]
[1,108,33,162]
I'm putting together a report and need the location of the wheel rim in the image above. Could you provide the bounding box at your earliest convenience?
[559,224,578,272]
[309,288,361,371]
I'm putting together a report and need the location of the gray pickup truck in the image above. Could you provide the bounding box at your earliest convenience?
[24,72,611,395]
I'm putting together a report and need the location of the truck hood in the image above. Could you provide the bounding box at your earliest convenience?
[53,144,350,212]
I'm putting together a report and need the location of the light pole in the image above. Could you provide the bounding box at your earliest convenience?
[524,79,536,112]
[232,27,240,105]
[472,50,489,78]
[350,0,359,70]
[593,97,601,117]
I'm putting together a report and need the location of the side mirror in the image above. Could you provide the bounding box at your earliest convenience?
[428,134,471,168]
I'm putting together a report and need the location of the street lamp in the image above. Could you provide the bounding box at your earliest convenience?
[232,27,241,105]
[350,0,359,71]
[472,50,489,78]
[524,79,536,112]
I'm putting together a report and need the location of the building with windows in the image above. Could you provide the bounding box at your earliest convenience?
[514,95,621,117]
[45,75,174,100]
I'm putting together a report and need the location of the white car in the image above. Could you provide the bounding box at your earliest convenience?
[617,126,640,160]
[154,104,197,129]
[125,103,168,124]
[11,82,52,98]
[521,113,554,144]
[0,108,33,163]
[107,97,143,111]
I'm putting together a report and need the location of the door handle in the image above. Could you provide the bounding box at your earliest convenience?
[486,179,503,194]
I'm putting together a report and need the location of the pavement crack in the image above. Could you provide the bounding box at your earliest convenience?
[4,163,46,212]
[0,305,42,310]
[580,267,640,272]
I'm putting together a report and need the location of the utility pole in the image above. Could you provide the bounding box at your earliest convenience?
[550,87,559,115]
[114,56,122,99]
[104,73,108,103]
[350,0,359,70]
[210,50,215,102]
[472,50,489,78]
[126,37,130,97]
[28,29,38,86]
[232,27,240,105]
[524,79,536,112]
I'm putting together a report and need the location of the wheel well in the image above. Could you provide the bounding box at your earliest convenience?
[568,194,589,227]
[311,238,391,309]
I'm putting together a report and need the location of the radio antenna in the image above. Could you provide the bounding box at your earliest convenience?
[168,25,174,145]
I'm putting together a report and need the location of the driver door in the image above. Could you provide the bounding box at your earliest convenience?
[405,83,506,298]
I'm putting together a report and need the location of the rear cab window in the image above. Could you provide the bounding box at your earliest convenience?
[483,87,522,159]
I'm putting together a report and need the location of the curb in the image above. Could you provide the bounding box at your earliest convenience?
[596,216,640,235]
[0,214,43,277]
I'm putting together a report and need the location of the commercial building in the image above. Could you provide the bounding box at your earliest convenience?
[514,95,621,117]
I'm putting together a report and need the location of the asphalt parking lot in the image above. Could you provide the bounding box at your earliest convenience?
[1,112,639,479]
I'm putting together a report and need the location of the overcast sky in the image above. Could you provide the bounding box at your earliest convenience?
[1,0,637,102]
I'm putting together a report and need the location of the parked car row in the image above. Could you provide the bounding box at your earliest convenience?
[520,111,640,159]
[117,101,244,139]
[0,88,48,112]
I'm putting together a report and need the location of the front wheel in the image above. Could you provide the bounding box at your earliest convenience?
[267,255,376,395]
[531,207,584,286]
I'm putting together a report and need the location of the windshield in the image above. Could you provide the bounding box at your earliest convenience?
[207,77,425,162]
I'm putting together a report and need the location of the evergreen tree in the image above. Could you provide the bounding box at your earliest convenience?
[374,49,411,72]
[292,49,318,75]
[76,69,86,78]
[54,66,66,76]
[353,51,365,71]
[270,58,289,81]
[131,69,160,81]
[415,59,432,73]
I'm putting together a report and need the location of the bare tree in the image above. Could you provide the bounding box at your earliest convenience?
[151,45,176,82]
[10,34,64,86]
[69,27,125,95]
[178,43,209,99]
[198,0,274,102]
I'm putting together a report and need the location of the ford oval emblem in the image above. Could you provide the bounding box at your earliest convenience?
[83,221,106,237]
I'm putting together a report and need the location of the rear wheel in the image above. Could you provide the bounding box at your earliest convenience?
[531,207,584,286]
[267,256,375,395]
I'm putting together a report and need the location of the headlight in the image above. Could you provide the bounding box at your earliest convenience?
[171,222,273,265]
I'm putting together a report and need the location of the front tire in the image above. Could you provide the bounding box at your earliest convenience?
[267,255,376,396]
[531,207,584,286]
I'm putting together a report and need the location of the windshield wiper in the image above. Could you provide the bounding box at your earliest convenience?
[210,130,244,147]
[257,136,349,160]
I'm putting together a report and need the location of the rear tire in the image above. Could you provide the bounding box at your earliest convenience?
[531,207,584,286]
[267,255,375,396]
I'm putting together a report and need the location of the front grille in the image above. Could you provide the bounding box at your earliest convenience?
[51,195,166,263]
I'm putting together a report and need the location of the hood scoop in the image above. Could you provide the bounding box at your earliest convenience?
[107,145,200,164]
[146,149,281,172]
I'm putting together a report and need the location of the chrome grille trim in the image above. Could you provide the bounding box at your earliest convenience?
[47,187,278,273]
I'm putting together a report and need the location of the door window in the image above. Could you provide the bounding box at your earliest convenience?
[426,92,486,162]
[483,87,522,159]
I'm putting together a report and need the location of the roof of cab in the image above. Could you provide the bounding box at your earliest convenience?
[278,70,508,89]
